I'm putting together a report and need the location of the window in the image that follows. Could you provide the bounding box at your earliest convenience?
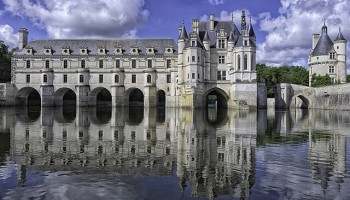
[218,39,225,48]
[192,56,195,62]
[80,75,84,83]
[244,54,248,70]
[63,74,67,83]
[148,60,152,68]
[147,75,152,83]
[166,60,171,68]
[115,75,119,83]
[192,40,195,47]
[43,74,47,83]
[219,55,225,64]
[167,74,171,83]
[63,60,68,68]
[217,71,221,80]
[26,60,30,68]
[330,52,336,59]
[99,60,103,68]
[99,75,103,83]
[222,71,226,80]
[244,40,248,46]
[329,66,335,74]
[192,73,195,79]
[26,75,30,83]
[132,74,136,83]
[45,60,49,68]
[131,131,135,140]
[237,55,241,70]
[81,60,85,68]
[132,60,136,68]
[116,60,120,68]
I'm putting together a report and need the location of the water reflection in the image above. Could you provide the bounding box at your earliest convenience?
[0,107,349,199]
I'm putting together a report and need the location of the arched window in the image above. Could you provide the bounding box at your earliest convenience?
[115,75,119,83]
[80,75,84,83]
[237,55,241,70]
[244,54,248,70]
[251,55,254,70]
[147,75,152,83]
[43,74,47,83]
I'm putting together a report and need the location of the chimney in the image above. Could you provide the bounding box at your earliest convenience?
[19,28,29,50]
[210,14,215,31]
[192,19,199,34]
[312,34,320,49]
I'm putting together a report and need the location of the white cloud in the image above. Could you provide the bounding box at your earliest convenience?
[2,0,150,39]
[200,9,256,27]
[257,0,350,67]
[0,24,18,49]
[208,0,225,5]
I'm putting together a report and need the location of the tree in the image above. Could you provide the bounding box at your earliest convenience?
[310,74,332,87]
[0,40,12,83]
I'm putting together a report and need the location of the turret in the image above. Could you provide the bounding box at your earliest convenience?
[334,28,347,61]
[18,28,29,50]
[248,17,256,45]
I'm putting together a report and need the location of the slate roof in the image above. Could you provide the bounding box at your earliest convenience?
[197,21,240,47]
[14,39,177,56]
[335,29,346,41]
[311,27,334,56]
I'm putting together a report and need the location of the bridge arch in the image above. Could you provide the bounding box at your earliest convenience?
[53,88,76,107]
[125,88,144,107]
[15,87,41,106]
[89,87,112,106]
[204,88,229,109]
[290,94,310,109]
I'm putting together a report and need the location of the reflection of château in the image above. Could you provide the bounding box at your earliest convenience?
[6,107,257,199]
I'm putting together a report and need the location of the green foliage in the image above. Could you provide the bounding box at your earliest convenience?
[0,40,13,83]
[257,64,309,97]
[310,73,332,87]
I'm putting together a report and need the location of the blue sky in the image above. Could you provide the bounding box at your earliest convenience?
[0,0,349,68]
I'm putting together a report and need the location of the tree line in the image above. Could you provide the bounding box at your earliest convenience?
[0,40,16,83]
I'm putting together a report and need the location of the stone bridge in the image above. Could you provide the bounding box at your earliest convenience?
[275,83,350,110]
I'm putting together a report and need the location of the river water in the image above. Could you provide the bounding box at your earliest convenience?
[0,106,349,200]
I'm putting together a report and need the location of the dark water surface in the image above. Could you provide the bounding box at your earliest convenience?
[0,107,349,199]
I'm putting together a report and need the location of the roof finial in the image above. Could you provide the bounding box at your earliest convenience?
[232,13,234,22]
[182,19,184,26]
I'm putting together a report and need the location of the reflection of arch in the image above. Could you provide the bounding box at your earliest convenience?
[156,90,166,107]
[89,87,112,106]
[290,94,310,109]
[15,106,41,123]
[89,106,112,124]
[125,88,144,107]
[126,106,144,125]
[205,88,229,109]
[206,108,228,127]
[15,87,41,106]
[53,106,76,123]
[53,88,76,106]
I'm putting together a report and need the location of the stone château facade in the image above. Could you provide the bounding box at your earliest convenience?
[11,10,259,109]
[308,22,347,86]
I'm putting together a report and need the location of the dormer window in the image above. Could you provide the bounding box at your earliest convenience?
[62,47,70,55]
[25,47,33,55]
[98,47,106,55]
[191,40,196,47]
[146,47,155,55]
[330,52,336,59]
[115,47,123,55]
[44,47,52,55]
[165,48,173,54]
[244,40,248,46]
[218,39,225,48]
[80,47,88,55]
[130,47,139,55]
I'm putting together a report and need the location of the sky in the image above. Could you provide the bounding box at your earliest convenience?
[0,0,349,68]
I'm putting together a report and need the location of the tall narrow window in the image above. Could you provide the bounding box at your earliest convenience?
[132,74,136,83]
[26,60,30,68]
[116,60,120,68]
[99,60,103,68]
[167,74,171,83]
[218,39,225,48]
[147,75,152,83]
[219,55,225,64]
[45,60,49,68]
[244,54,248,70]
[80,75,84,83]
[132,60,136,68]
[192,56,195,62]
[26,75,30,83]
[237,55,241,70]
[217,71,221,80]
[81,60,85,68]
[222,71,226,80]
[63,74,67,83]
[192,40,195,47]
[99,75,103,83]
[166,60,171,68]
[63,60,68,68]
[148,60,152,68]
[115,75,119,83]
[43,74,47,83]
[192,73,195,79]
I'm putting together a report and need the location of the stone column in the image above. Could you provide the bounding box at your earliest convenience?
[40,85,54,106]
[111,86,125,107]
[144,86,157,107]
[76,86,90,107]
